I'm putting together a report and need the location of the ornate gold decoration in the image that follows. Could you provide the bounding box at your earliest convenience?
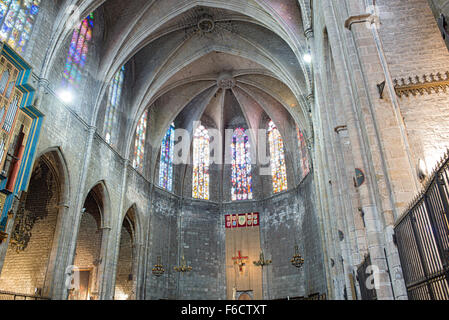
[8,191,32,252]
[253,251,272,268]
[291,245,304,268]
[152,256,165,277]
[174,255,192,273]
[10,161,53,252]
[232,250,248,272]
[393,72,449,97]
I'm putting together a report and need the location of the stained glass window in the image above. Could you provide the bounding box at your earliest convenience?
[159,122,175,191]
[62,13,94,88]
[0,0,41,53]
[132,109,148,172]
[104,66,125,145]
[231,128,252,201]
[268,120,288,193]
[192,124,209,200]
[296,125,310,179]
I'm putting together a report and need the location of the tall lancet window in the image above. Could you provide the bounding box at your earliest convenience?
[268,120,288,193]
[192,124,209,200]
[62,13,94,88]
[0,0,41,53]
[159,122,175,191]
[296,125,310,179]
[132,109,148,172]
[104,66,125,145]
[231,128,252,201]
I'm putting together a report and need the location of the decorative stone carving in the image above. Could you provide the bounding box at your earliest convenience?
[197,15,215,33]
[393,72,449,97]
[217,72,235,90]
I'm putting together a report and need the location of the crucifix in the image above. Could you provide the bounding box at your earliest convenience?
[232,251,248,272]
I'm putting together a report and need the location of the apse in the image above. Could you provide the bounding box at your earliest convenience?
[0,0,327,301]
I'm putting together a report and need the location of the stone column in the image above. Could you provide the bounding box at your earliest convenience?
[320,0,395,299]
[101,159,131,300]
[97,225,112,300]
[309,87,344,299]
[60,125,96,300]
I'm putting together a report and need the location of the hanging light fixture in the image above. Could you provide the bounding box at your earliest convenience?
[152,256,165,277]
[291,245,304,268]
[253,251,272,268]
[174,255,192,273]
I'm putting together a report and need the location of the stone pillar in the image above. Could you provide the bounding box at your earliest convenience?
[133,242,145,300]
[60,125,96,300]
[340,0,410,299]
[98,224,113,300]
[309,87,343,299]
[319,0,396,299]
[102,159,131,300]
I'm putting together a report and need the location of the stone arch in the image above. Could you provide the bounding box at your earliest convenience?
[0,149,69,298]
[70,181,110,300]
[114,205,140,300]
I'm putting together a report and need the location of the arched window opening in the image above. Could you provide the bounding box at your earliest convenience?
[0,0,41,53]
[231,127,252,201]
[192,124,209,200]
[268,120,288,193]
[104,66,125,145]
[132,109,148,172]
[296,125,310,179]
[159,122,175,191]
[62,13,94,89]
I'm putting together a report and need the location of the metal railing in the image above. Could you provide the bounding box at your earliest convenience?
[0,290,50,300]
[394,153,449,300]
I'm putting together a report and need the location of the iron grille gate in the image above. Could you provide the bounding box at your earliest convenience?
[394,156,449,300]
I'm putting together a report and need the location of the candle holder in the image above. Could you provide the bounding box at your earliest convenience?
[174,255,192,273]
[253,251,272,268]
[291,245,304,268]
[152,256,165,277]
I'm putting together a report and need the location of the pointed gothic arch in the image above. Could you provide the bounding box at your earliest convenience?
[0,148,69,298]
[114,205,140,300]
[70,181,110,300]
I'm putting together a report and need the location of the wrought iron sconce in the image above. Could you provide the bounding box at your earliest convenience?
[291,245,304,268]
[174,255,192,273]
[152,256,165,277]
[253,251,272,268]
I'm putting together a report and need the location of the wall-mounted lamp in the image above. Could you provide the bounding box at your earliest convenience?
[303,53,312,64]
[417,158,428,182]
[57,88,74,104]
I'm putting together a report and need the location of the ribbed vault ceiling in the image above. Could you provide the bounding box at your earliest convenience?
[47,0,313,177]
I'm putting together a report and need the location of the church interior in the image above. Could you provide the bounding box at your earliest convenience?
[0,0,447,301]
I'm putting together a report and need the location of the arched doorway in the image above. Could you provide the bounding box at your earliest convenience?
[0,150,66,298]
[69,184,106,300]
[114,206,138,300]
